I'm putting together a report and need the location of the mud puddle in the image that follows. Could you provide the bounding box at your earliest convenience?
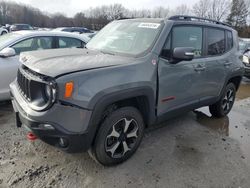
[236,80,250,100]
[194,107,250,166]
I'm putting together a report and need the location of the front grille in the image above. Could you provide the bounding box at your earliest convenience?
[17,69,32,101]
[16,66,56,111]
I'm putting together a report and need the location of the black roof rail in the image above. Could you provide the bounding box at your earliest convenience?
[168,15,231,27]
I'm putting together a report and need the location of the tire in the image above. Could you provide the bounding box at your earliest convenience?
[89,106,145,166]
[209,83,236,118]
[1,31,7,35]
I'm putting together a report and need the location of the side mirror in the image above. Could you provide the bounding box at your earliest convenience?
[0,47,16,58]
[242,54,249,64]
[172,47,195,62]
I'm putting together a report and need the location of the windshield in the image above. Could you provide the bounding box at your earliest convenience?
[0,33,21,49]
[86,20,163,56]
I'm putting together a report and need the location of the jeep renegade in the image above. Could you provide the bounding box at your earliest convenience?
[10,16,244,165]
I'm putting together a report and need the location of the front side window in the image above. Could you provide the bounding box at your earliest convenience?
[12,37,53,55]
[207,28,225,56]
[86,20,163,56]
[161,26,203,59]
[58,37,83,48]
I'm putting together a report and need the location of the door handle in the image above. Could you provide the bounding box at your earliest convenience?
[194,64,206,72]
[224,62,233,66]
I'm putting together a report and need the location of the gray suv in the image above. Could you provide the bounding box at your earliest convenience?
[10,16,244,166]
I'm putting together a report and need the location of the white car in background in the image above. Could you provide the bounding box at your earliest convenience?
[0,28,8,35]
[0,30,89,101]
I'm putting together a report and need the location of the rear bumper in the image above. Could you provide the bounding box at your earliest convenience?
[10,80,94,152]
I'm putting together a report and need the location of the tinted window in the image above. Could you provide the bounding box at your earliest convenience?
[226,31,233,51]
[161,26,203,59]
[12,37,53,55]
[58,37,83,48]
[207,28,225,56]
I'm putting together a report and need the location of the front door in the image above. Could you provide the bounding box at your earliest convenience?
[0,56,19,99]
[157,25,206,116]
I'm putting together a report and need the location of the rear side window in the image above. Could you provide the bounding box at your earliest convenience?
[206,28,225,56]
[226,31,233,51]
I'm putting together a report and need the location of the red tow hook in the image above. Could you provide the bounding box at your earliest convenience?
[27,132,37,141]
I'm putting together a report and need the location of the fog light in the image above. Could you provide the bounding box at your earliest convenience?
[39,124,55,130]
[59,138,68,148]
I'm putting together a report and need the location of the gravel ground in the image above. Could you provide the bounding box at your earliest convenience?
[0,81,250,188]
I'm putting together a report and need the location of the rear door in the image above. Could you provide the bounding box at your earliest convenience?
[201,27,230,99]
[157,25,207,116]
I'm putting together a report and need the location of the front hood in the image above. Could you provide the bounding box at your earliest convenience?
[20,48,134,77]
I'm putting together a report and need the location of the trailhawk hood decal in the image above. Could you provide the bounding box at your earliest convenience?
[20,48,133,77]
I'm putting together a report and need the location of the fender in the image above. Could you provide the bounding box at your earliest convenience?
[84,86,156,147]
[217,68,244,101]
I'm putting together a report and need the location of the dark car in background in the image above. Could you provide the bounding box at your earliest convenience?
[10,24,34,32]
[54,27,93,34]
[239,38,250,79]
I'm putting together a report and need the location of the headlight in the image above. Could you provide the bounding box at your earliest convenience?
[45,84,51,99]
[44,83,56,103]
[243,55,249,64]
[30,82,57,111]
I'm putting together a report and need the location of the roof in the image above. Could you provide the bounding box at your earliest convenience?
[118,16,234,30]
[116,18,165,23]
[12,30,89,41]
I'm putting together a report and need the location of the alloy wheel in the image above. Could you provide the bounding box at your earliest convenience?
[222,88,234,112]
[105,118,139,158]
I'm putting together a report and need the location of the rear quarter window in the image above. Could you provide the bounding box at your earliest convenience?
[226,31,233,51]
[58,37,83,48]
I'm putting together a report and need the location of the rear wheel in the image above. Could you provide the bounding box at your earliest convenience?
[89,106,144,166]
[1,31,7,35]
[209,83,236,118]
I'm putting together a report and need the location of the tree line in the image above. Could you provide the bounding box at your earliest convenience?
[0,0,250,36]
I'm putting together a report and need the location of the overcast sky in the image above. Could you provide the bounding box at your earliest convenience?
[11,0,198,17]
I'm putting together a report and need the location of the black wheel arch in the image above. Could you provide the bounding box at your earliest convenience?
[85,86,156,148]
[218,72,243,101]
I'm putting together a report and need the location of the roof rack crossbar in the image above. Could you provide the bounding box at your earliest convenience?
[168,15,231,27]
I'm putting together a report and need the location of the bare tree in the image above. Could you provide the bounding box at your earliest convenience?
[151,6,170,18]
[172,4,191,16]
[193,0,210,18]
[107,4,126,20]
[127,9,151,18]
[193,0,231,21]
[207,0,231,21]
[227,0,248,28]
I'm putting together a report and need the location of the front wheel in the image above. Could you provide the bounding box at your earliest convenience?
[90,107,145,166]
[209,83,236,118]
